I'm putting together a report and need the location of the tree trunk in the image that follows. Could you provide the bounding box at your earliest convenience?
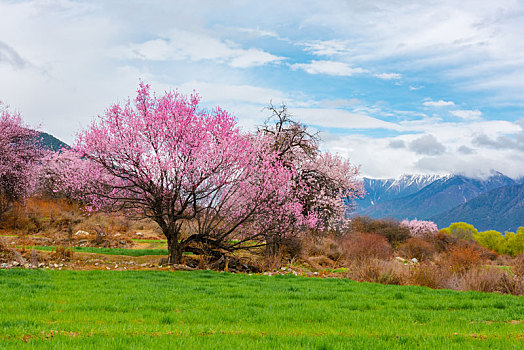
[167,234,184,265]
[266,237,281,257]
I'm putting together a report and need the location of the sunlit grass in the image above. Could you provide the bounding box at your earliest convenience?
[27,246,172,257]
[131,239,167,243]
[0,270,523,349]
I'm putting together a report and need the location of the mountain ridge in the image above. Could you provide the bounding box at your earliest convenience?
[431,183,524,232]
[355,173,517,224]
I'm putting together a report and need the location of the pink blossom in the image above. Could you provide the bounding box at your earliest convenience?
[400,219,438,237]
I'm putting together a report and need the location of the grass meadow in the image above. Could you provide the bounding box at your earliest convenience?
[0,269,523,349]
[28,246,170,257]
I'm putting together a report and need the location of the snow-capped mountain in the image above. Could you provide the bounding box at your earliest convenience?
[355,172,517,221]
[357,174,447,210]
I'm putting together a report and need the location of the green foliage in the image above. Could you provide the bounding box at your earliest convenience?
[502,228,524,257]
[440,222,478,240]
[473,230,504,252]
[1,270,523,349]
[471,226,524,257]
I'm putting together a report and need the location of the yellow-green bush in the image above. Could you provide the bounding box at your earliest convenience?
[444,223,524,257]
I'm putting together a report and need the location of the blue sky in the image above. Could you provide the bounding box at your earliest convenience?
[1,0,523,178]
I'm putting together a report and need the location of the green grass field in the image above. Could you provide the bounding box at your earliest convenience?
[131,239,167,243]
[0,270,523,349]
[27,246,170,257]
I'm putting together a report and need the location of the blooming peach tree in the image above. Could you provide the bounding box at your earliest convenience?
[400,219,438,237]
[0,102,43,215]
[57,83,317,263]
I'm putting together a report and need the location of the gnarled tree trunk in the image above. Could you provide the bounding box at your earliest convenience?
[166,233,184,265]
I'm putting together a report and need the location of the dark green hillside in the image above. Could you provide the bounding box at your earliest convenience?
[37,132,69,152]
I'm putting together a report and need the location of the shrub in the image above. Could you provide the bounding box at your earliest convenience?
[279,236,304,260]
[408,263,448,289]
[498,272,524,296]
[473,230,504,253]
[512,253,524,277]
[53,246,74,261]
[0,238,15,262]
[350,259,406,285]
[351,216,410,246]
[440,222,478,240]
[439,245,483,273]
[399,237,436,262]
[340,232,392,262]
[430,232,458,253]
[400,219,438,238]
[302,235,342,261]
[460,267,504,293]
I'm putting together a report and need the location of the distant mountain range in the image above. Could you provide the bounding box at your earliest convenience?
[355,172,523,232]
[431,183,524,232]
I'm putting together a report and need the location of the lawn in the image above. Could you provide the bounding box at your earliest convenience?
[0,270,523,349]
[27,246,172,257]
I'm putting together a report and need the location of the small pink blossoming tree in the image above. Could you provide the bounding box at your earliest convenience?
[0,102,43,215]
[400,219,438,238]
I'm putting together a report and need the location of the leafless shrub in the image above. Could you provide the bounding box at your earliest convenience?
[512,253,524,277]
[349,258,406,285]
[279,236,304,260]
[30,248,38,267]
[351,216,410,246]
[399,237,436,262]
[460,267,504,293]
[53,246,73,261]
[302,235,342,262]
[94,225,107,246]
[499,274,524,296]
[430,232,458,253]
[408,263,449,289]
[341,232,393,263]
[438,245,483,273]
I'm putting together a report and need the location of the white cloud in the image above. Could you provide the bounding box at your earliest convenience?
[321,124,524,179]
[229,48,282,68]
[300,39,353,56]
[409,134,446,156]
[176,81,284,105]
[289,108,402,130]
[299,1,524,98]
[290,60,367,77]
[122,38,173,61]
[374,73,401,80]
[119,29,284,68]
[235,27,279,38]
[0,41,28,69]
[423,100,455,107]
[450,109,482,120]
